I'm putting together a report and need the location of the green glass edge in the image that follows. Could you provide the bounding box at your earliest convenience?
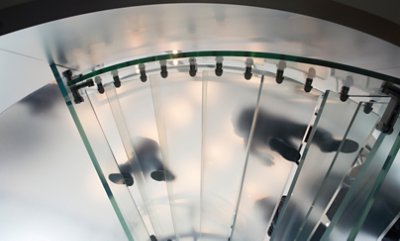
[199,71,208,239]
[50,63,135,241]
[68,51,400,86]
[347,128,400,240]
[270,90,330,241]
[320,131,387,241]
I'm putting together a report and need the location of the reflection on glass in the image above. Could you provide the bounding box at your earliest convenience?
[74,89,150,241]
[149,72,203,238]
[58,57,399,241]
[199,72,263,240]
[355,150,400,241]
[86,80,176,240]
[231,76,320,241]
[297,103,381,241]
[321,118,400,241]
[271,91,364,241]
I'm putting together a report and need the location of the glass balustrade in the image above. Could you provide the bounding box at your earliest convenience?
[50,51,400,241]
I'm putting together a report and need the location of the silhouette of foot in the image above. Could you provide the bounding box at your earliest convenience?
[150,169,176,182]
[269,138,301,164]
[320,139,359,153]
[340,139,359,153]
[109,173,134,186]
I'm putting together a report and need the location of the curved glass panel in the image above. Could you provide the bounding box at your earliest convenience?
[297,102,382,241]
[321,119,400,241]
[149,72,203,238]
[270,91,359,241]
[230,73,320,241]
[52,52,399,241]
[355,150,400,241]
[200,72,263,240]
[85,79,176,240]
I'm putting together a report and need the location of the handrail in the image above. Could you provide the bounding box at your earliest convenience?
[66,50,400,86]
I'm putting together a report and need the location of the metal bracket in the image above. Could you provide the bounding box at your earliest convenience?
[376,83,400,134]
[70,79,94,104]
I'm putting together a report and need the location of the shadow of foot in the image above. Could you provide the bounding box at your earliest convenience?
[150,169,176,182]
[108,173,134,186]
[269,138,301,164]
[340,139,359,153]
[321,139,359,153]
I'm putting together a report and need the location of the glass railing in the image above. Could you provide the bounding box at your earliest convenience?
[51,51,400,241]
